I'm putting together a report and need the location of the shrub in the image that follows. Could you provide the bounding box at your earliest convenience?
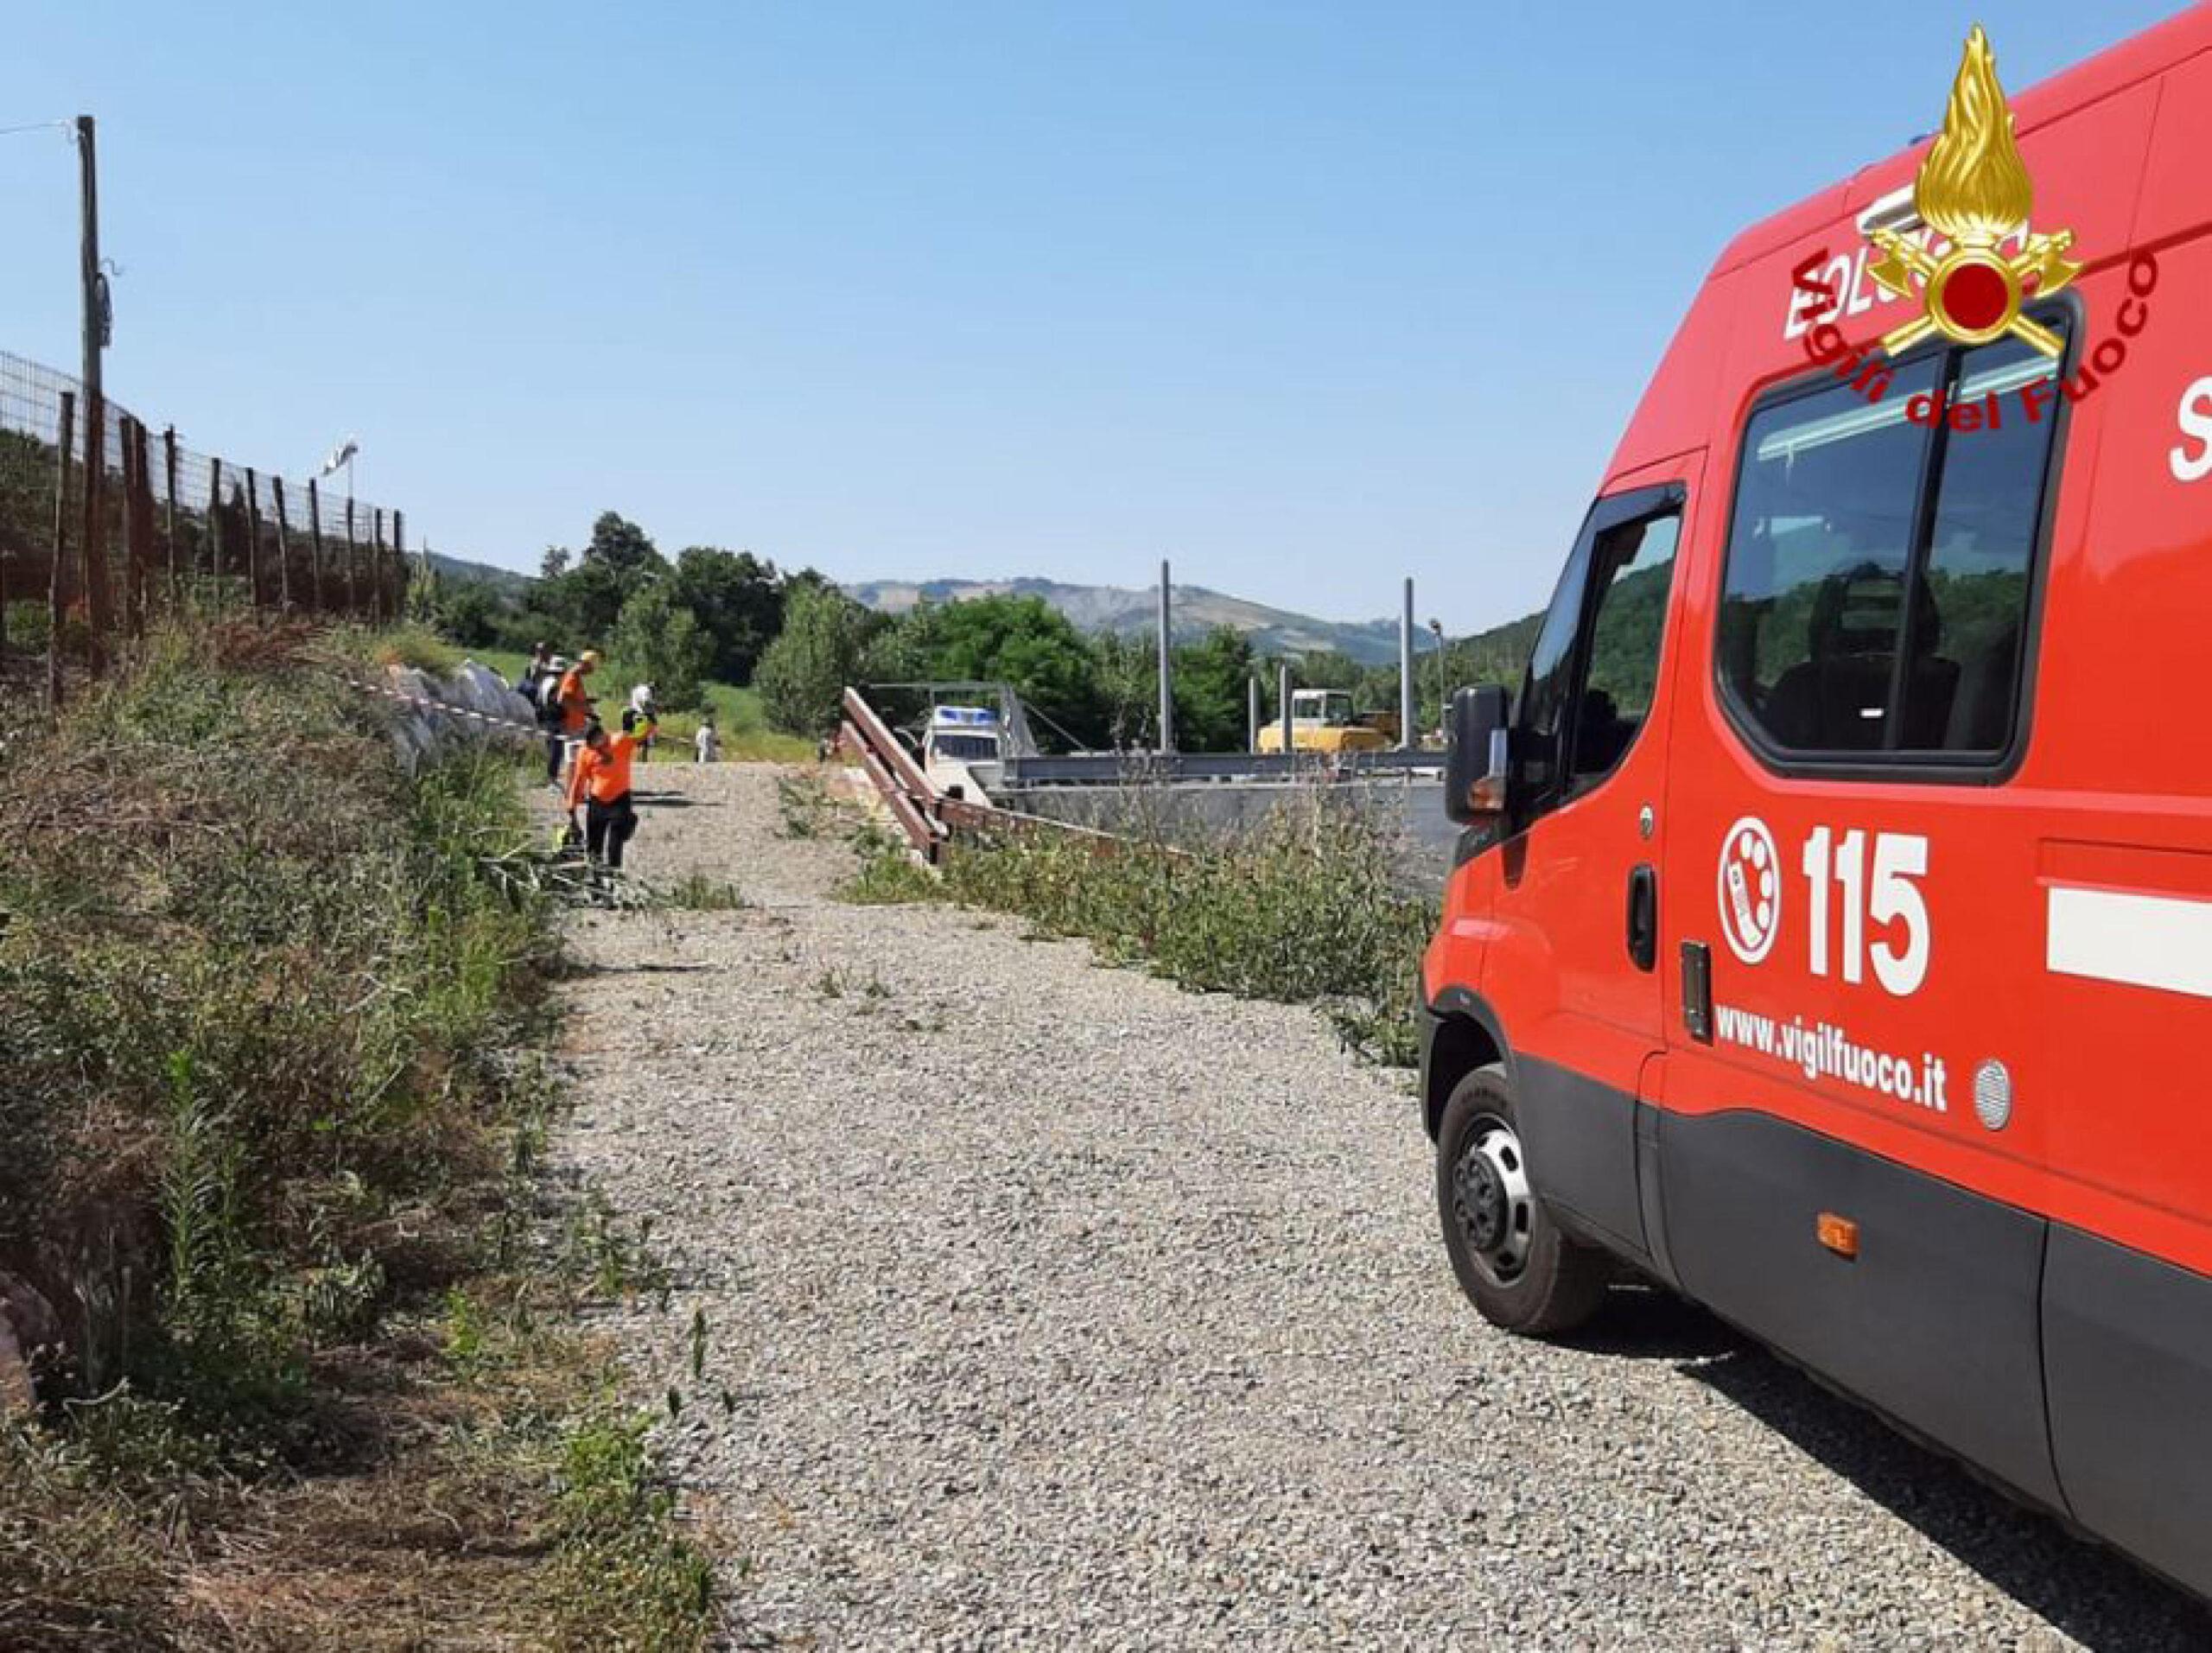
[0,621,544,1434]
[939,791,1433,1064]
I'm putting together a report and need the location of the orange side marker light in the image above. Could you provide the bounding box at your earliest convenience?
[1817,1211,1860,1259]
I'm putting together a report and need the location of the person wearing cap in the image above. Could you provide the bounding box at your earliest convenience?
[565,715,641,869]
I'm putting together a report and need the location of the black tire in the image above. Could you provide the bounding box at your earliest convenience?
[1435,1065,1609,1336]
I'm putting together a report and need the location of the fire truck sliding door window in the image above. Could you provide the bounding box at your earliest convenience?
[1719,326,2067,759]
[1570,513,1681,792]
[1722,357,1941,753]
[1919,337,2063,753]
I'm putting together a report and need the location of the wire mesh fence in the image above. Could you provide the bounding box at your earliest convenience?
[0,349,416,702]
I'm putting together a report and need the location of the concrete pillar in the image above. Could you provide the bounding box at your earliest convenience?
[1399,577,1415,750]
[1278,662,1293,762]
[1247,675,1260,753]
[1157,558,1174,754]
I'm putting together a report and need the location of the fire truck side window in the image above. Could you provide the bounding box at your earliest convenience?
[1719,323,2065,763]
[1515,499,1682,819]
[1513,531,1595,811]
[1571,512,1681,792]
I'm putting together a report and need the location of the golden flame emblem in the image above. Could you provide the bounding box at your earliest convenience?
[1866,26,2079,357]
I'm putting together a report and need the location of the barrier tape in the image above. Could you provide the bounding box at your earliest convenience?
[347,677,542,740]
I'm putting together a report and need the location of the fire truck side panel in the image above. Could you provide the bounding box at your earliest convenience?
[2025,75,2212,1581]
[1422,13,2212,1596]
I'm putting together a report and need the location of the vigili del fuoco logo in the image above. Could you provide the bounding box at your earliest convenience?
[1785,25,2161,429]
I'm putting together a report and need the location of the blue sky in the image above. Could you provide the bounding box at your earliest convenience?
[0,1,2183,630]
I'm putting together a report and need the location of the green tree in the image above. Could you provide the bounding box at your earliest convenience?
[582,512,663,581]
[755,582,884,736]
[1090,629,1159,748]
[531,512,669,642]
[434,581,502,648]
[669,546,784,684]
[613,582,713,712]
[908,594,1106,746]
[1170,626,1255,752]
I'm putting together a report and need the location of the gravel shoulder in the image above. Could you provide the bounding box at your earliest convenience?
[550,761,2209,1651]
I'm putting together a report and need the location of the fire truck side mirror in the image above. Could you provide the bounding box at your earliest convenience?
[1445,684,1510,825]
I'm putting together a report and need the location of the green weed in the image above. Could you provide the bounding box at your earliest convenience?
[652,872,747,911]
[836,825,938,905]
[939,792,1433,1065]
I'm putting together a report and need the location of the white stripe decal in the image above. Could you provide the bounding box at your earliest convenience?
[2046,885,2212,1000]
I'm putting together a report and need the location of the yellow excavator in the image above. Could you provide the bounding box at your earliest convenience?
[1255,688,1397,754]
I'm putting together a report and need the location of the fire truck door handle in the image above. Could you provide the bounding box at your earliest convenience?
[1627,864,1657,972]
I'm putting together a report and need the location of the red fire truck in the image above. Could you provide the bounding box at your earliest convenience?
[1421,10,2212,1599]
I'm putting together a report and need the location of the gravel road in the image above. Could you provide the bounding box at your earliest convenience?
[551,762,2209,1650]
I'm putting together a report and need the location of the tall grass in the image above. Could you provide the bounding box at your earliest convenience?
[936,791,1435,1065]
[0,620,713,1647]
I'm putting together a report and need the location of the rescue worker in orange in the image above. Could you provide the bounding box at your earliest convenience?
[565,715,642,869]
[549,649,601,788]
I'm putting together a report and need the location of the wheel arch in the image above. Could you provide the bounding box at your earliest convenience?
[1423,987,1511,1141]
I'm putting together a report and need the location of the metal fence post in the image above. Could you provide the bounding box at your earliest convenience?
[373,507,387,624]
[344,496,358,616]
[270,475,293,610]
[162,425,178,601]
[243,467,264,611]
[78,397,110,676]
[207,457,224,611]
[118,417,140,638]
[48,391,75,712]
[306,478,324,614]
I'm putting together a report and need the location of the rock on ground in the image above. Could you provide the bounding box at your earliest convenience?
[550,761,2209,1651]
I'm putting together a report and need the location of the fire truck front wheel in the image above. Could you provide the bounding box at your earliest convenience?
[1435,1065,1607,1336]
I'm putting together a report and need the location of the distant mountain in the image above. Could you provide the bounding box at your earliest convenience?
[428,551,531,594]
[841,575,1412,665]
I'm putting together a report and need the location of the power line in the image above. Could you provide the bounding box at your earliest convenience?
[0,118,73,139]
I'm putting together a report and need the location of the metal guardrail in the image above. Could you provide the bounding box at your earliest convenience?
[998,748,1444,786]
[838,686,1128,864]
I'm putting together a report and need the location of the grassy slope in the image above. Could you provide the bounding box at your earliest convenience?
[0,622,715,1650]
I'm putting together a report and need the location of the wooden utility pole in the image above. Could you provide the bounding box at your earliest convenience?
[48,392,75,712]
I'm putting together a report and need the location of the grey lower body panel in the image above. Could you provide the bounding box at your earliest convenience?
[2044,1228,2212,1600]
[1657,1108,2063,1514]
[1516,1053,1649,1261]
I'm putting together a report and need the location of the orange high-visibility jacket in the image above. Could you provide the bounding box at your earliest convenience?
[555,668,592,734]
[566,733,638,811]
